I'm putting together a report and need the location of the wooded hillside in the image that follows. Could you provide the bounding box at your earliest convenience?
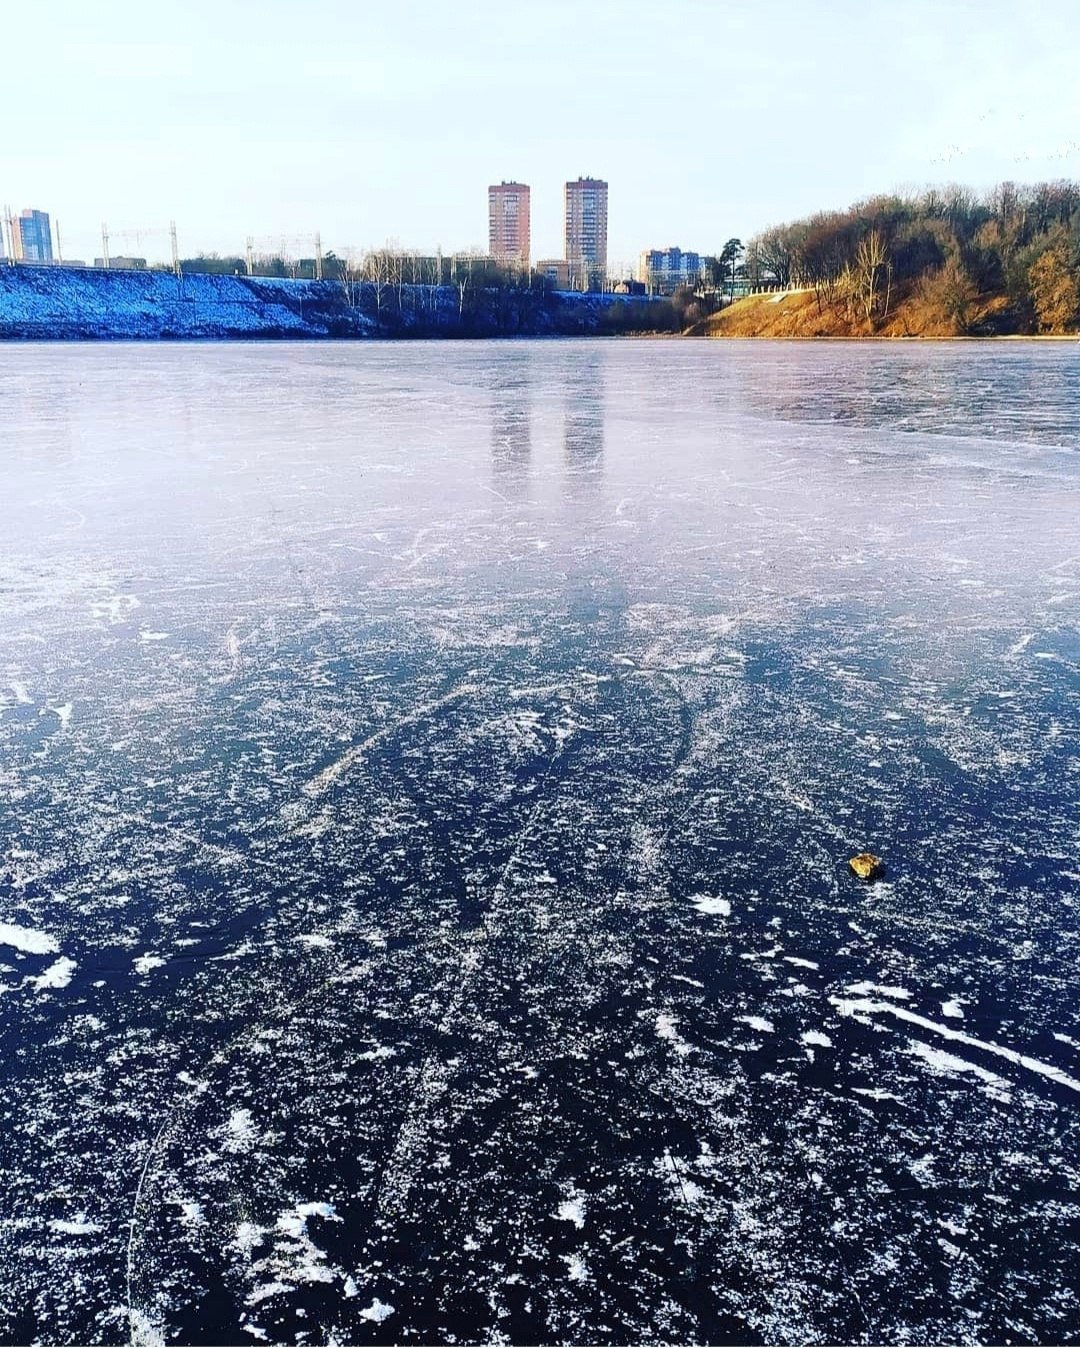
[708,182,1080,336]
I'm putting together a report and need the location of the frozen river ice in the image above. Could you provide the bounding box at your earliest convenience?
[0,338,1078,1345]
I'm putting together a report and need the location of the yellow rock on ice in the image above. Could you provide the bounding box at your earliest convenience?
[849,852,884,881]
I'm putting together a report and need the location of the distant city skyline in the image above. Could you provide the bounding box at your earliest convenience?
[4,0,1080,268]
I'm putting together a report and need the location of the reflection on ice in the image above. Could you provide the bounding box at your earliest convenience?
[563,347,604,486]
[489,349,532,495]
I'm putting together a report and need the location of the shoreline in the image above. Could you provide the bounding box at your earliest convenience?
[699,332,1079,342]
[2,332,1075,344]
[0,265,670,342]
[698,286,1079,341]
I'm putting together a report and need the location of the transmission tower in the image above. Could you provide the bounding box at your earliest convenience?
[100,220,181,276]
[245,232,325,280]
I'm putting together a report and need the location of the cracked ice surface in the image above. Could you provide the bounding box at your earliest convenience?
[0,340,1078,1346]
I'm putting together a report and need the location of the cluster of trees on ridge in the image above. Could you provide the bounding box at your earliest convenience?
[171,249,694,335]
[742,181,1080,333]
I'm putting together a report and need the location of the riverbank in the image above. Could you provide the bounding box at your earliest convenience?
[694,286,1043,338]
[0,264,666,340]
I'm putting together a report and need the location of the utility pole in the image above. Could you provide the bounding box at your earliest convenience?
[246,237,255,276]
[315,231,323,281]
[101,223,110,269]
[170,220,180,278]
[54,219,63,265]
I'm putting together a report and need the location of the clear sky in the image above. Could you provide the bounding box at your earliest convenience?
[4,0,1080,270]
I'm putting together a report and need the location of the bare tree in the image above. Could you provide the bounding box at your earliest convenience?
[364,248,392,313]
[337,248,361,306]
[753,226,795,288]
[854,230,891,323]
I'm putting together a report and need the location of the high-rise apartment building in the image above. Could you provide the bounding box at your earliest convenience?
[12,209,53,263]
[488,182,530,265]
[564,177,608,272]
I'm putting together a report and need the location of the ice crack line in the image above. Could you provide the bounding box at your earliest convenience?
[375,732,569,1222]
[281,681,480,827]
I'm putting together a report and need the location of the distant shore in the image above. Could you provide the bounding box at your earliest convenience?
[0,264,668,341]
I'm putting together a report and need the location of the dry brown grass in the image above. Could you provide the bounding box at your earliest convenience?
[694,288,1019,339]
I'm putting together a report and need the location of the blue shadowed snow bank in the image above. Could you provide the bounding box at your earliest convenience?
[0,266,374,340]
[0,265,661,340]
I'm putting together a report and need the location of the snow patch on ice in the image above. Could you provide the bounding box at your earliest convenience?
[563,1254,589,1283]
[359,1299,395,1323]
[246,1282,293,1306]
[690,894,731,917]
[0,923,58,955]
[49,1215,101,1235]
[655,1012,692,1055]
[801,1029,832,1048]
[738,1015,775,1034]
[32,957,76,990]
[555,1196,586,1229]
[132,952,166,975]
[276,1201,339,1239]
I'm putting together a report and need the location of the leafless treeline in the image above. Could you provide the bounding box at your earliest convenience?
[333,248,537,317]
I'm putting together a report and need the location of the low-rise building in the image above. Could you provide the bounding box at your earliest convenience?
[535,257,607,292]
[638,246,702,294]
[535,258,573,289]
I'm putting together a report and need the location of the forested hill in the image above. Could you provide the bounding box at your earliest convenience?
[706,181,1080,337]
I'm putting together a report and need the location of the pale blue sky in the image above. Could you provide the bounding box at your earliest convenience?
[4,0,1080,270]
